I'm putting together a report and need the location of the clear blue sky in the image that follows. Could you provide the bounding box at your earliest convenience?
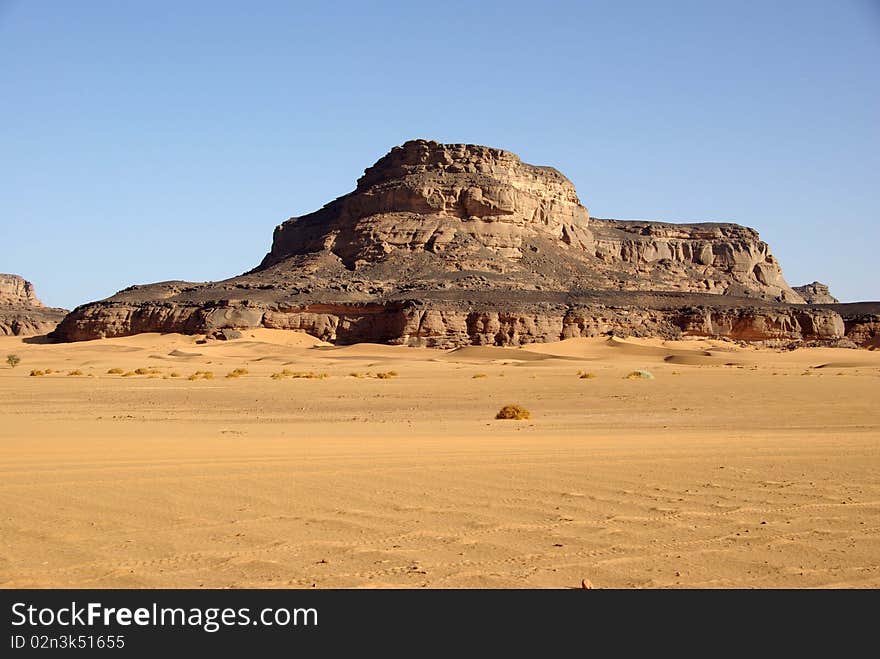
[2,0,878,309]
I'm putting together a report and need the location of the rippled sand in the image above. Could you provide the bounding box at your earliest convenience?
[1,330,878,588]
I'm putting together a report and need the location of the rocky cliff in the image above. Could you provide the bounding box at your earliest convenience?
[0,274,67,336]
[793,281,838,304]
[51,139,874,347]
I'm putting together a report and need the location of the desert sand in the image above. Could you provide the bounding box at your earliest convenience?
[1,330,878,588]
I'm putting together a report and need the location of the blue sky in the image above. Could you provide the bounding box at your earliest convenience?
[1,0,878,308]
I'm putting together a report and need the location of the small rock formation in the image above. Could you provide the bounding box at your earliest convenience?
[50,140,876,347]
[208,328,243,341]
[793,282,839,304]
[0,274,68,336]
[842,311,880,350]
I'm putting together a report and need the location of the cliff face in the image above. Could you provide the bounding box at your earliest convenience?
[0,274,67,336]
[0,274,42,306]
[52,139,872,346]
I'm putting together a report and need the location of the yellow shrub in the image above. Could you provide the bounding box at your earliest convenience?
[495,404,531,420]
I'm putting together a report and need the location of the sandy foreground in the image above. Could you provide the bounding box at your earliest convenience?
[0,329,878,589]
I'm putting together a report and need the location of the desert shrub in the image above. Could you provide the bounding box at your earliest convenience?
[472,373,488,379]
[348,372,365,378]
[67,369,84,376]
[495,404,531,420]
[29,369,45,377]
[225,368,249,378]
[375,371,397,379]
[625,370,654,380]
[107,368,125,375]
[134,367,162,376]
[272,369,327,380]
[6,354,21,368]
[577,371,597,379]
[170,372,181,378]
[188,371,214,381]
[43,368,54,374]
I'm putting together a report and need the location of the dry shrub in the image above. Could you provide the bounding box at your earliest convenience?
[107,368,125,375]
[349,371,396,379]
[495,404,531,420]
[134,367,162,376]
[271,369,327,380]
[170,372,181,378]
[225,368,249,379]
[472,373,488,379]
[67,369,84,376]
[29,369,45,377]
[188,371,214,381]
[577,371,597,379]
[625,370,654,380]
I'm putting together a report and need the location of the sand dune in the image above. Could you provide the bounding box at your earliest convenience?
[663,354,746,367]
[1,331,878,589]
[444,345,562,362]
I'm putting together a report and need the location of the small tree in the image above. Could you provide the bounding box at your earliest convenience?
[7,354,21,368]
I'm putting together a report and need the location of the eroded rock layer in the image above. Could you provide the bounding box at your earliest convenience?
[51,140,875,347]
[0,274,67,337]
[793,281,839,304]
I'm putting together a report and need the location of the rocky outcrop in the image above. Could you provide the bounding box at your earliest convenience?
[53,296,853,348]
[51,139,873,347]
[257,140,803,303]
[842,314,880,350]
[0,274,42,306]
[0,274,67,337]
[793,281,838,304]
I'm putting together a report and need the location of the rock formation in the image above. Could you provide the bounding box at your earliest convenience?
[793,281,839,304]
[50,140,877,347]
[0,274,68,336]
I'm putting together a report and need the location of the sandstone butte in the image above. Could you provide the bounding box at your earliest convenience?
[0,274,67,337]
[49,140,879,348]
